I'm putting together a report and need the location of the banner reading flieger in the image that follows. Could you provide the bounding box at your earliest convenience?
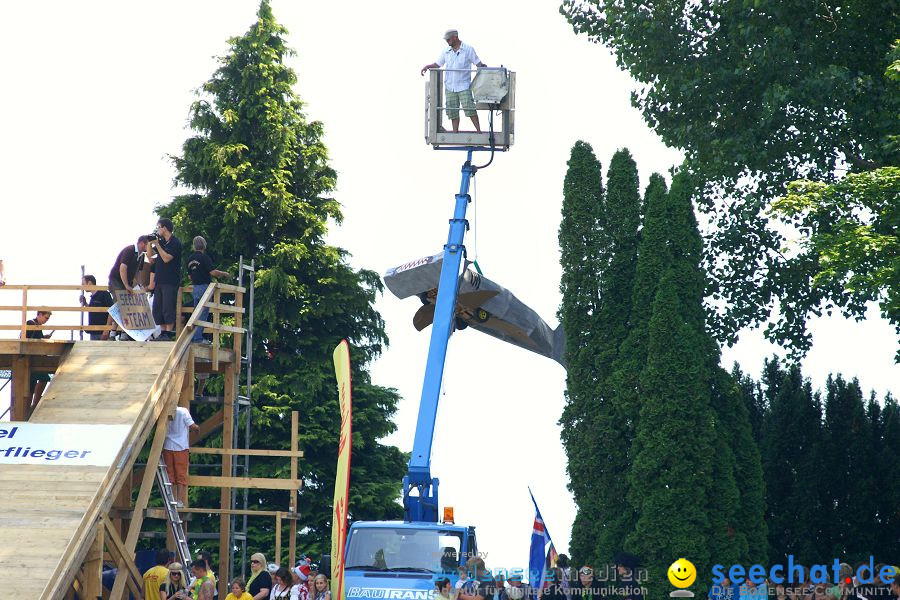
[109,290,160,342]
[331,340,353,600]
[0,422,130,466]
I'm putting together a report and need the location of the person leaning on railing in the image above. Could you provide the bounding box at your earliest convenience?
[79,274,114,340]
[421,28,487,133]
[187,236,231,344]
[23,310,53,409]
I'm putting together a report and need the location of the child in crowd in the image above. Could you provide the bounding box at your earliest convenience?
[225,578,253,600]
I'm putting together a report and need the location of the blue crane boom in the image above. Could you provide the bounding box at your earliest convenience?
[402,150,476,523]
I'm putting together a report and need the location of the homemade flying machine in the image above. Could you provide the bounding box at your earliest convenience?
[384,252,566,368]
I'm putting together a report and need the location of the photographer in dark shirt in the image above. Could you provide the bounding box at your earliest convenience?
[80,275,114,340]
[187,236,231,344]
[149,218,182,341]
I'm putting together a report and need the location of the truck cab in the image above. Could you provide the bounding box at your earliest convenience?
[344,521,476,600]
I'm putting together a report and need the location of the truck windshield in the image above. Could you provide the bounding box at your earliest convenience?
[345,527,464,574]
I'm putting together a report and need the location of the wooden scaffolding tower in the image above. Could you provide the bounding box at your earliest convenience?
[0,272,303,599]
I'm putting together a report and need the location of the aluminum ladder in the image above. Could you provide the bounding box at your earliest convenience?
[156,457,192,578]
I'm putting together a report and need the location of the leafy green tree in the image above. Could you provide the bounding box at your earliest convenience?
[560,1,900,358]
[769,167,900,359]
[558,141,605,565]
[156,0,405,565]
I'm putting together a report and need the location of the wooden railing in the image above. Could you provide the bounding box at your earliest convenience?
[0,285,114,337]
[0,284,245,363]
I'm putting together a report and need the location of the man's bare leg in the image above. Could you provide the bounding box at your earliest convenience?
[175,483,187,505]
[451,118,461,133]
[470,114,481,132]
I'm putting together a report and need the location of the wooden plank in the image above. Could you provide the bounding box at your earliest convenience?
[11,355,30,421]
[212,287,221,371]
[187,475,303,491]
[180,302,244,314]
[290,410,298,567]
[123,398,174,551]
[212,283,246,293]
[275,512,282,566]
[179,346,195,408]
[194,320,245,334]
[102,514,144,599]
[83,523,104,600]
[0,324,112,331]
[219,362,236,597]
[0,339,70,355]
[0,305,111,312]
[190,447,305,458]
[184,284,217,329]
[190,409,224,445]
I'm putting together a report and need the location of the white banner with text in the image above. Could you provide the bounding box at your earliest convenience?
[0,422,130,466]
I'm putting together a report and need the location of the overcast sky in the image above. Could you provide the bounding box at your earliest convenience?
[1,0,897,573]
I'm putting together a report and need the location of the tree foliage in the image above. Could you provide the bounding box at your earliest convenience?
[741,357,900,564]
[558,141,605,565]
[560,0,900,358]
[155,0,405,566]
[560,153,766,588]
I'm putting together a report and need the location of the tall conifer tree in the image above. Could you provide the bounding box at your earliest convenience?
[558,141,605,564]
[155,1,405,560]
[821,375,875,560]
[760,360,825,563]
[625,269,716,598]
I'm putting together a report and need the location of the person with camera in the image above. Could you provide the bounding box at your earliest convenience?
[159,562,190,600]
[149,218,183,341]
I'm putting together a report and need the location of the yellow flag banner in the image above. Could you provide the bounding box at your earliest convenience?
[331,340,353,600]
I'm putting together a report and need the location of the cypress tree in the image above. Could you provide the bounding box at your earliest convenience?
[558,141,605,565]
[821,375,875,561]
[602,175,671,565]
[589,149,642,562]
[760,360,825,563]
[712,368,768,565]
[155,1,405,560]
[625,269,716,598]
[877,395,900,559]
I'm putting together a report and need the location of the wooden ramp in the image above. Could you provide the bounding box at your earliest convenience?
[0,340,190,599]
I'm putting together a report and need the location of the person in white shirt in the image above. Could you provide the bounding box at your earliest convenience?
[421,29,487,133]
[162,405,199,507]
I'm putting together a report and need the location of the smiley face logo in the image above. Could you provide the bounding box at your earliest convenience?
[668,558,696,588]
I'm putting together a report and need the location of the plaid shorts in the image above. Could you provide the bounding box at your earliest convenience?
[445,88,476,120]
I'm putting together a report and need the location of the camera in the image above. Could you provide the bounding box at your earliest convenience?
[147,233,160,241]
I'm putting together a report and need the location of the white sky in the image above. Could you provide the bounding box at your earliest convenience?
[1,0,897,574]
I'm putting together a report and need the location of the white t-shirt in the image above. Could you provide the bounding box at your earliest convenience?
[436,43,482,92]
[164,406,195,451]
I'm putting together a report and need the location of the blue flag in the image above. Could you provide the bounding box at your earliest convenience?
[528,488,553,590]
